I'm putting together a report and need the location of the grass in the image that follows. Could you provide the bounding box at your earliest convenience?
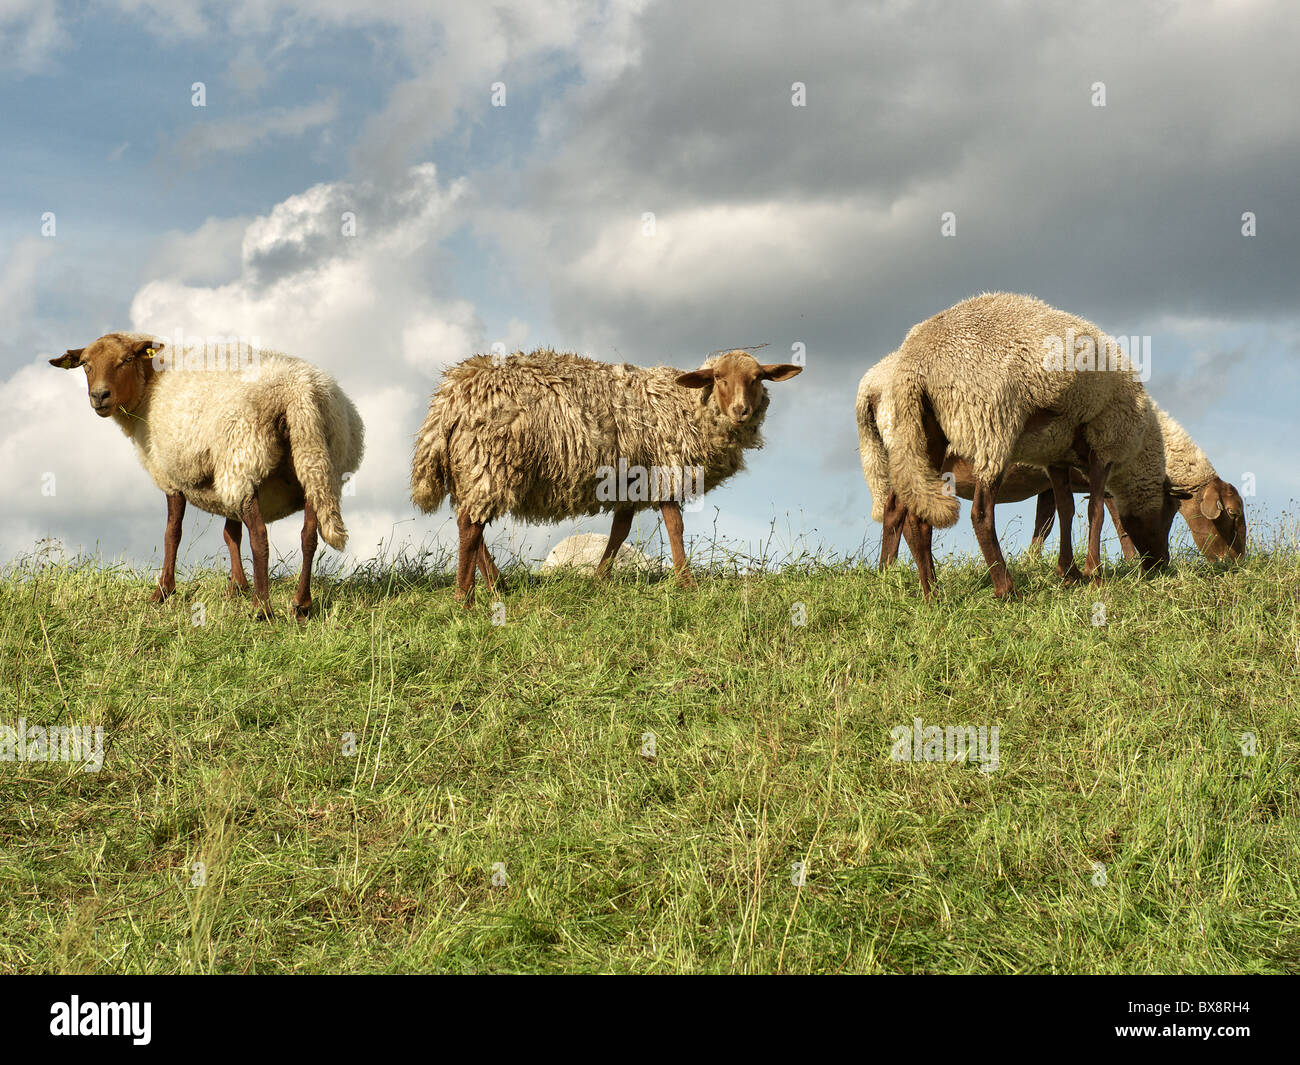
[1,526,1298,974]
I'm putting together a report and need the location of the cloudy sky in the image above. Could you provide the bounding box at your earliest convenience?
[4,0,1298,576]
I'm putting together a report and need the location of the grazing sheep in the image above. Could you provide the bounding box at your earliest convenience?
[871,293,1188,597]
[541,533,653,575]
[50,333,364,617]
[411,348,801,603]
[873,435,1245,575]
[935,412,1247,564]
[862,347,1248,586]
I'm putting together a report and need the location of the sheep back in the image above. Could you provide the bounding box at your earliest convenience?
[886,293,1161,525]
[119,351,363,538]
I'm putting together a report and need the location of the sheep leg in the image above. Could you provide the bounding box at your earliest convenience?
[917,517,936,589]
[1029,490,1056,556]
[291,501,318,619]
[900,508,936,599]
[595,507,635,579]
[476,540,504,593]
[150,492,186,603]
[659,501,695,587]
[879,493,906,570]
[1048,466,1084,583]
[223,518,249,597]
[971,477,1014,598]
[1083,450,1112,579]
[243,493,273,619]
[456,510,485,606]
[1105,496,1137,560]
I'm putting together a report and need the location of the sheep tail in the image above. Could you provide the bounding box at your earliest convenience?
[285,389,349,550]
[887,371,960,529]
[410,402,453,514]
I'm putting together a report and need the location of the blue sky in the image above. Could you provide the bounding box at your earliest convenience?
[3,0,1298,576]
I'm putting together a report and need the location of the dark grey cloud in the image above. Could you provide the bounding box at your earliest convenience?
[510,0,1300,370]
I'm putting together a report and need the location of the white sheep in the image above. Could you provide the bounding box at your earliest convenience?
[51,333,364,617]
[860,351,1247,592]
[932,407,1247,563]
[872,293,1187,597]
[541,533,653,575]
[410,347,801,603]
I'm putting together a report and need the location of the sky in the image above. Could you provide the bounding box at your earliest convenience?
[3,0,1298,578]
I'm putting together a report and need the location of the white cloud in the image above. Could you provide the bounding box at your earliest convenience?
[0,236,55,321]
[166,97,340,164]
[130,164,473,368]
[1,163,520,568]
[400,308,481,376]
[0,0,65,72]
[149,216,251,286]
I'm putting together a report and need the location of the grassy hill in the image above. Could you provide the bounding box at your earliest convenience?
[1,538,1297,974]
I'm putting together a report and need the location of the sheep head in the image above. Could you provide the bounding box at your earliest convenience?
[50,333,162,419]
[675,350,801,426]
[1182,477,1247,560]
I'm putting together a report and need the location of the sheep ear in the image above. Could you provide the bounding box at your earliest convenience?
[49,348,84,369]
[129,338,162,361]
[1199,482,1223,520]
[760,363,802,382]
[675,368,716,389]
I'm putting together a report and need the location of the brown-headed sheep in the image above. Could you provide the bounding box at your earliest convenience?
[872,293,1188,597]
[861,344,1247,595]
[50,333,364,617]
[410,348,801,603]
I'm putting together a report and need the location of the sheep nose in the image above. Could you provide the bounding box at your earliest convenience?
[732,405,751,421]
[91,388,111,406]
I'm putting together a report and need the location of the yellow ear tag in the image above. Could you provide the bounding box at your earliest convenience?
[146,348,156,356]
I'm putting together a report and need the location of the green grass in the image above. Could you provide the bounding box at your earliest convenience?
[1,531,1298,974]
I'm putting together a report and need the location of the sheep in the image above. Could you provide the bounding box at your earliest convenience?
[410,347,801,603]
[932,411,1247,564]
[869,293,1188,598]
[50,333,364,618]
[861,345,1247,592]
[541,533,653,575]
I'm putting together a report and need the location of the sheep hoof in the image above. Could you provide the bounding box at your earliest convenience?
[150,586,174,604]
[1056,564,1085,584]
[225,582,249,599]
[251,602,274,621]
[291,599,312,620]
